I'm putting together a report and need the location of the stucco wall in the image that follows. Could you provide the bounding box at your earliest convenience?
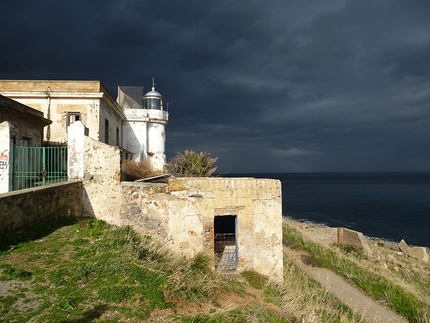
[0,181,83,236]
[0,80,124,144]
[119,178,283,280]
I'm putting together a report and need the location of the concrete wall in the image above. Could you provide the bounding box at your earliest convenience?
[119,178,283,280]
[0,181,83,236]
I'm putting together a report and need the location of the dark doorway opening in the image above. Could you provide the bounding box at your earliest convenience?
[214,215,237,270]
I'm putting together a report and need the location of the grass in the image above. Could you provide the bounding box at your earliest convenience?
[283,222,430,323]
[3,218,426,322]
[0,219,232,322]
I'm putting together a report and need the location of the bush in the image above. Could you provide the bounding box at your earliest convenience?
[167,150,217,177]
[121,160,158,181]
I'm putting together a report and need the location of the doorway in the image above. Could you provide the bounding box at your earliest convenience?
[214,215,237,270]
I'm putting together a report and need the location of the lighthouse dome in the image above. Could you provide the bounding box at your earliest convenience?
[143,84,163,110]
[144,88,163,98]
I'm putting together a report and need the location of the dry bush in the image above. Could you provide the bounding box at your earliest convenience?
[121,160,158,181]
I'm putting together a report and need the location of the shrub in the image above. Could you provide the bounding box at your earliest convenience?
[167,150,217,177]
[121,160,158,181]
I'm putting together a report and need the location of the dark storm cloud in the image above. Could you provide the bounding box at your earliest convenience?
[2,0,430,172]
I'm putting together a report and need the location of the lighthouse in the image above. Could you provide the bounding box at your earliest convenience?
[143,80,169,171]
[119,79,169,172]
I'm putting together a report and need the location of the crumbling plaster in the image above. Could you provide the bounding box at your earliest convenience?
[119,178,283,280]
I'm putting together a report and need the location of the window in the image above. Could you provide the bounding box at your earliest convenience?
[116,127,120,146]
[105,119,109,144]
[66,112,81,127]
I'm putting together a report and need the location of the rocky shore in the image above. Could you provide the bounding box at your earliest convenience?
[284,217,430,263]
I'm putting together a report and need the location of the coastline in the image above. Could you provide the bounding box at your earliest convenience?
[284,216,430,255]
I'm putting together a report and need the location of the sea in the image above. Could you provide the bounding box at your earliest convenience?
[224,172,430,247]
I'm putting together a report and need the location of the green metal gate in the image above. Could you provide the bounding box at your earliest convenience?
[13,146,68,191]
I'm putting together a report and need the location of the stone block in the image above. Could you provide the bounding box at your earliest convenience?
[399,239,429,262]
[398,239,409,253]
[338,228,371,256]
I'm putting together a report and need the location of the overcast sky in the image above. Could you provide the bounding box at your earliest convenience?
[2,1,430,173]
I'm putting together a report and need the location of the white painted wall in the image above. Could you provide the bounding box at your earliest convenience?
[0,122,13,193]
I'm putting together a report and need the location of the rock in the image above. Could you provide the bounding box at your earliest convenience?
[398,239,409,253]
[398,239,429,262]
[406,246,429,262]
[338,228,372,256]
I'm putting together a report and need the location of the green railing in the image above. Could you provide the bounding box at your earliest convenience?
[13,146,68,191]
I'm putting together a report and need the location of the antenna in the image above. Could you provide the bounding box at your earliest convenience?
[152,77,155,90]
[167,102,169,112]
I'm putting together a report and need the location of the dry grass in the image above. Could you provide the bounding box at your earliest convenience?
[267,257,361,323]
[284,218,430,308]
[283,218,430,323]
[121,159,159,181]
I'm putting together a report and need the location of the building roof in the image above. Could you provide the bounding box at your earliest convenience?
[0,94,51,126]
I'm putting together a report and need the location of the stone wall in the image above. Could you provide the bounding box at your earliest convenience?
[119,178,283,281]
[0,181,83,236]
[68,121,124,222]
[67,127,284,280]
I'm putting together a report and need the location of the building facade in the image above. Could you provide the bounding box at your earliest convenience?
[0,95,52,192]
[0,80,124,146]
[0,80,168,171]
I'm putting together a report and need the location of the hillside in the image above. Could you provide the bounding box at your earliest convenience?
[0,218,429,322]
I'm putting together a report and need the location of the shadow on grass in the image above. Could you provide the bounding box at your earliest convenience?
[0,217,84,252]
[59,304,109,323]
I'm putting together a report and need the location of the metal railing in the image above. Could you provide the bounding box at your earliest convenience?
[13,146,68,191]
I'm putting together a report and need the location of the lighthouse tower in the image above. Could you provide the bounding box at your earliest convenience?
[143,80,169,171]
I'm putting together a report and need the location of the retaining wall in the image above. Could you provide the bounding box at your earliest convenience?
[0,181,83,236]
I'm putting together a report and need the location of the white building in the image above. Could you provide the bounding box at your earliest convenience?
[0,80,124,146]
[117,82,168,171]
[0,80,169,172]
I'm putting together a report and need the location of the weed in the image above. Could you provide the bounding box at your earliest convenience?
[99,285,130,303]
[58,294,79,312]
[241,270,268,290]
[0,295,18,309]
[73,261,101,282]
[48,268,70,286]
[0,264,32,281]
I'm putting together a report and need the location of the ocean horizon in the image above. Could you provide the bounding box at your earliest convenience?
[223,172,430,247]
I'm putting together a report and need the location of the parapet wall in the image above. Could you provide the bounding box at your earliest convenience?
[0,181,83,236]
[119,177,283,280]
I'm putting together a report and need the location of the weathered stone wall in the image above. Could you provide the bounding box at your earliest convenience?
[67,127,283,280]
[119,177,283,281]
[81,135,123,222]
[67,121,124,221]
[0,181,83,235]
